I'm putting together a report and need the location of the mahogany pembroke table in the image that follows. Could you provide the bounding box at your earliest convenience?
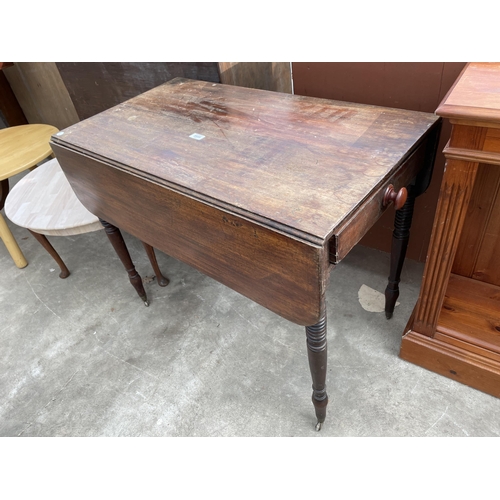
[50,78,441,430]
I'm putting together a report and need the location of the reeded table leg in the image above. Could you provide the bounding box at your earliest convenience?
[385,185,416,319]
[141,241,169,287]
[306,314,328,431]
[28,230,70,278]
[100,218,149,306]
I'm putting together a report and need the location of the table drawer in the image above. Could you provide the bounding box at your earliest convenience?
[329,140,428,264]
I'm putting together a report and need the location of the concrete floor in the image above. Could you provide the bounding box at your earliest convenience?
[1,173,500,437]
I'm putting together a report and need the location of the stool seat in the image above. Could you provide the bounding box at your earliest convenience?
[5,158,102,236]
[5,156,169,302]
[0,123,58,268]
[0,124,58,179]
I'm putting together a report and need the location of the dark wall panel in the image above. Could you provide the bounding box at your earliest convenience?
[56,62,220,121]
[0,69,27,126]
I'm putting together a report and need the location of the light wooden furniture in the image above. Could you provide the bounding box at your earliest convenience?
[5,157,102,277]
[50,78,441,429]
[6,157,103,237]
[0,123,58,268]
[2,63,79,130]
[5,157,169,304]
[400,63,500,397]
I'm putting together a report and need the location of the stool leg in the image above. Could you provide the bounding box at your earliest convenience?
[28,230,70,278]
[99,219,149,306]
[0,213,28,268]
[141,242,169,287]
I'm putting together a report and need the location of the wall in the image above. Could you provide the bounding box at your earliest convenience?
[218,63,292,93]
[292,62,467,262]
[3,62,79,130]
[3,63,220,128]
[0,63,27,127]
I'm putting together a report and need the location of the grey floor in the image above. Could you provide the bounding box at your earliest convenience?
[1,174,499,437]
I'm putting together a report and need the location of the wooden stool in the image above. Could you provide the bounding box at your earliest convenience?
[0,123,58,268]
[5,157,169,305]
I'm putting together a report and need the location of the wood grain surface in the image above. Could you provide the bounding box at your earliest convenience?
[400,329,500,398]
[218,62,292,93]
[52,78,438,245]
[472,182,500,285]
[3,63,79,129]
[5,158,102,236]
[438,274,500,353]
[0,124,58,179]
[436,63,500,125]
[452,163,500,281]
[56,62,220,121]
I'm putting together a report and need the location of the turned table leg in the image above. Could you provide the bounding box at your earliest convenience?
[306,314,328,431]
[385,120,442,319]
[385,185,416,319]
[141,241,169,287]
[99,219,149,306]
[28,230,70,278]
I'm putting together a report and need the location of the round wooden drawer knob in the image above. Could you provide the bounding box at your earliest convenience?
[383,185,407,210]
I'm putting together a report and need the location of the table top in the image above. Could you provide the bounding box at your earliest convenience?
[5,157,102,236]
[437,62,500,124]
[52,78,438,244]
[0,124,58,180]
